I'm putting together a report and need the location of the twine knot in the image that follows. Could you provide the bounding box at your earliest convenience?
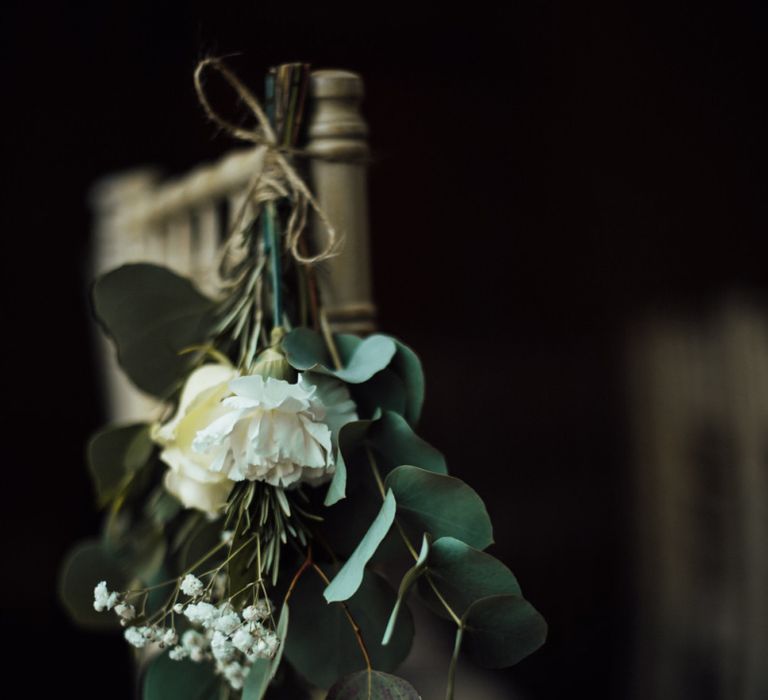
[194,57,341,265]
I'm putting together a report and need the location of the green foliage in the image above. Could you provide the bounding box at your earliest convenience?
[143,651,220,700]
[87,423,153,507]
[285,568,414,689]
[325,670,420,699]
[282,330,425,426]
[320,413,445,559]
[324,420,370,507]
[93,263,215,398]
[282,329,396,383]
[382,534,430,646]
[366,411,446,477]
[419,537,521,619]
[388,339,424,426]
[243,603,289,700]
[384,466,493,550]
[103,514,167,581]
[324,490,397,603]
[58,539,128,630]
[461,594,547,669]
[324,410,445,509]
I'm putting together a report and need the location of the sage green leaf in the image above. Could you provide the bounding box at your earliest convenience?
[326,670,420,699]
[325,420,372,506]
[420,537,521,618]
[382,534,430,646]
[283,328,396,383]
[143,651,220,700]
[462,594,547,669]
[93,263,215,398]
[367,411,446,476]
[390,339,424,426]
[385,466,493,549]
[285,568,414,689]
[103,515,167,581]
[58,539,128,629]
[145,487,182,524]
[87,423,153,507]
[324,490,397,603]
[243,603,289,700]
[350,368,407,420]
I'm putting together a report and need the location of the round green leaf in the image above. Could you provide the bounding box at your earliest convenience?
[324,490,397,603]
[384,466,493,550]
[367,412,446,477]
[283,329,396,383]
[58,539,129,629]
[326,670,420,699]
[285,568,414,689]
[462,594,547,669]
[143,651,220,700]
[88,423,152,507]
[420,537,521,619]
[93,263,215,398]
[389,339,424,427]
[350,368,407,421]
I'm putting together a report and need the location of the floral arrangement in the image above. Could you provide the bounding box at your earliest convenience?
[59,61,546,699]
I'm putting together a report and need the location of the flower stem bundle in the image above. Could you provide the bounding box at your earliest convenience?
[59,60,547,700]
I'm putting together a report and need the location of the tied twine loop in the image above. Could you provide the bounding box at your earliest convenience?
[194,57,341,266]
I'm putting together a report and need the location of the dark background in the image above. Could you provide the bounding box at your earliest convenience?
[2,2,766,698]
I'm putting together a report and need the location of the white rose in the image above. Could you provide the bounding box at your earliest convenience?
[153,363,239,515]
[192,372,357,488]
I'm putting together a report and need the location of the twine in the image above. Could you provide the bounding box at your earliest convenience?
[194,57,342,265]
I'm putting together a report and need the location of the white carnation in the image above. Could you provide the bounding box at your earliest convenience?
[192,373,356,487]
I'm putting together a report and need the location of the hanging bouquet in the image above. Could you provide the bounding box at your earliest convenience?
[59,60,546,699]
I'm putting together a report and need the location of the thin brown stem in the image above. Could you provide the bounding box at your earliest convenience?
[311,563,372,672]
[284,546,313,604]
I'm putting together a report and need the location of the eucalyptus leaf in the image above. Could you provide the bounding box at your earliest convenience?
[349,368,407,420]
[420,537,521,619]
[385,466,493,550]
[243,603,289,700]
[285,568,414,689]
[389,339,424,426]
[93,263,216,398]
[324,420,372,507]
[87,423,152,507]
[382,534,430,646]
[462,594,547,669]
[58,539,128,630]
[103,515,167,581]
[326,670,420,699]
[283,329,396,383]
[143,651,220,700]
[367,411,446,477]
[324,490,397,603]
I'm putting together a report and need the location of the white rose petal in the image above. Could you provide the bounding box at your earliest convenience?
[153,363,239,515]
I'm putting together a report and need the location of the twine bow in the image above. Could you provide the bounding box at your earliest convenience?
[194,57,341,265]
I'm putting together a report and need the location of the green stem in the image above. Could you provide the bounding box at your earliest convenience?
[365,447,461,622]
[446,624,464,700]
[263,201,283,327]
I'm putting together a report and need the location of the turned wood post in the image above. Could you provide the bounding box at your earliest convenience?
[306,70,376,333]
